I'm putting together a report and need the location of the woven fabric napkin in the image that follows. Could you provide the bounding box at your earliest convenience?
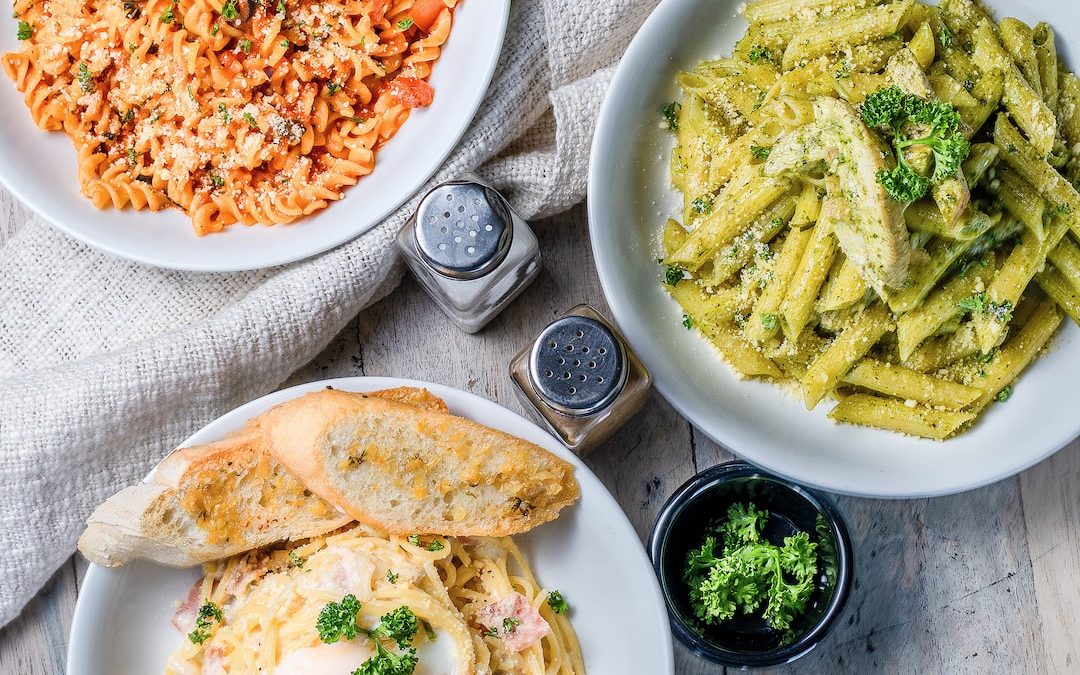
[0,0,658,626]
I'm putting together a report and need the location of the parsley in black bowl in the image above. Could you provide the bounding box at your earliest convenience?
[648,461,853,668]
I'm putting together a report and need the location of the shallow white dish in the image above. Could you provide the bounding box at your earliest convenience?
[588,0,1080,498]
[0,2,507,272]
[67,377,674,674]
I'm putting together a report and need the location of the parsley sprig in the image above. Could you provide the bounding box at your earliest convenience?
[859,86,970,204]
[187,601,223,645]
[684,503,819,632]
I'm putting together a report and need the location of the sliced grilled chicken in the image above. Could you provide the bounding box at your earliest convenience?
[765,96,909,293]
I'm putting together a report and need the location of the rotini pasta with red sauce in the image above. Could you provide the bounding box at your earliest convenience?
[3,0,459,234]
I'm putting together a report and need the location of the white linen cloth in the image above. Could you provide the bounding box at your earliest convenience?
[0,0,658,626]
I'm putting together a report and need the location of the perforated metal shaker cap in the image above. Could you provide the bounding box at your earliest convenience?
[529,315,628,417]
[413,180,513,280]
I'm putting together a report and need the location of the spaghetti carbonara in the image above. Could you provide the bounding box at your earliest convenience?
[167,524,585,674]
[3,0,458,234]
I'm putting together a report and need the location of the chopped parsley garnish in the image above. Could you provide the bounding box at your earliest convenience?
[662,102,681,132]
[16,20,32,40]
[327,82,342,95]
[217,102,231,123]
[221,0,239,20]
[160,5,175,24]
[663,263,685,286]
[682,313,694,329]
[387,570,399,583]
[747,44,775,64]
[127,147,137,166]
[242,111,257,128]
[276,0,287,15]
[859,86,970,204]
[397,17,414,29]
[119,109,135,124]
[406,534,444,551]
[210,23,220,36]
[371,607,419,650]
[77,63,94,93]
[995,386,1013,402]
[547,590,569,614]
[187,601,223,645]
[288,550,305,569]
[761,313,779,331]
[280,39,289,48]
[239,38,252,52]
[502,617,521,634]
[684,502,818,632]
[958,292,987,315]
[482,626,499,638]
[958,293,1013,323]
[750,144,772,160]
[690,196,713,214]
[939,26,954,49]
[210,173,224,188]
[317,594,362,643]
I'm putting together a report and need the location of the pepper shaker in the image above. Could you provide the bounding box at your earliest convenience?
[396,174,541,333]
[510,305,652,455]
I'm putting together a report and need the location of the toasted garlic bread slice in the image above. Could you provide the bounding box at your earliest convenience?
[78,387,447,568]
[264,389,581,537]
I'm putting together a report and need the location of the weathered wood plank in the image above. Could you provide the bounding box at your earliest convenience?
[1021,441,1080,674]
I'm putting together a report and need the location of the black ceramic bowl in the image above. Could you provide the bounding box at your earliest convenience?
[648,461,853,668]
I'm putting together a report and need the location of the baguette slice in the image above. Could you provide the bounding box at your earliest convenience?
[78,387,447,568]
[264,389,580,537]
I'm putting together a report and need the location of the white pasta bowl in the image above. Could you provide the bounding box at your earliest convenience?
[0,0,507,272]
[588,0,1080,498]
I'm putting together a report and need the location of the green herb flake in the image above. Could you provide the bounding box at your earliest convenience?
[160,5,175,24]
[546,590,569,614]
[691,196,713,215]
[327,82,342,95]
[386,570,399,584]
[210,23,220,36]
[995,386,1013,402]
[958,292,987,315]
[221,0,239,20]
[662,102,681,132]
[276,0,287,15]
[761,313,779,331]
[187,601,223,645]
[239,38,252,52]
[16,20,32,40]
[747,44,775,64]
[682,313,694,329]
[127,147,137,166]
[663,264,685,286]
[750,144,772,161]
[76,63,94,93]
[242,111,257,128]
[289,550,306,569]
[218,102,231,123]
[397,17,414,30]
[939,27,954,49]
[502,617,521,634]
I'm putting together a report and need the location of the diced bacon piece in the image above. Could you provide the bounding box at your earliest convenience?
[475,592,550,652]
[389,77,434,108]
[172,580,202,632]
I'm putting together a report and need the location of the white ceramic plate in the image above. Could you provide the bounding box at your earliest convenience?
[589,0,1080,498]
[67,377,674,674]
[0,2,507,272]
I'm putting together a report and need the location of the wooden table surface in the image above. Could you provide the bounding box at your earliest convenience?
[1,202,1078,675]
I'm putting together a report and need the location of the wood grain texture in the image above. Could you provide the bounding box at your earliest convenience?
[1,201,1078,674]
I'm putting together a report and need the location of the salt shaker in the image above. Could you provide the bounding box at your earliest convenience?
[396,175,541,333]
[510,305,652,455]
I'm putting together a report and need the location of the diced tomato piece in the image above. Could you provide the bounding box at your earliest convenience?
[390,77,434,108]
[408,0,447,32]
